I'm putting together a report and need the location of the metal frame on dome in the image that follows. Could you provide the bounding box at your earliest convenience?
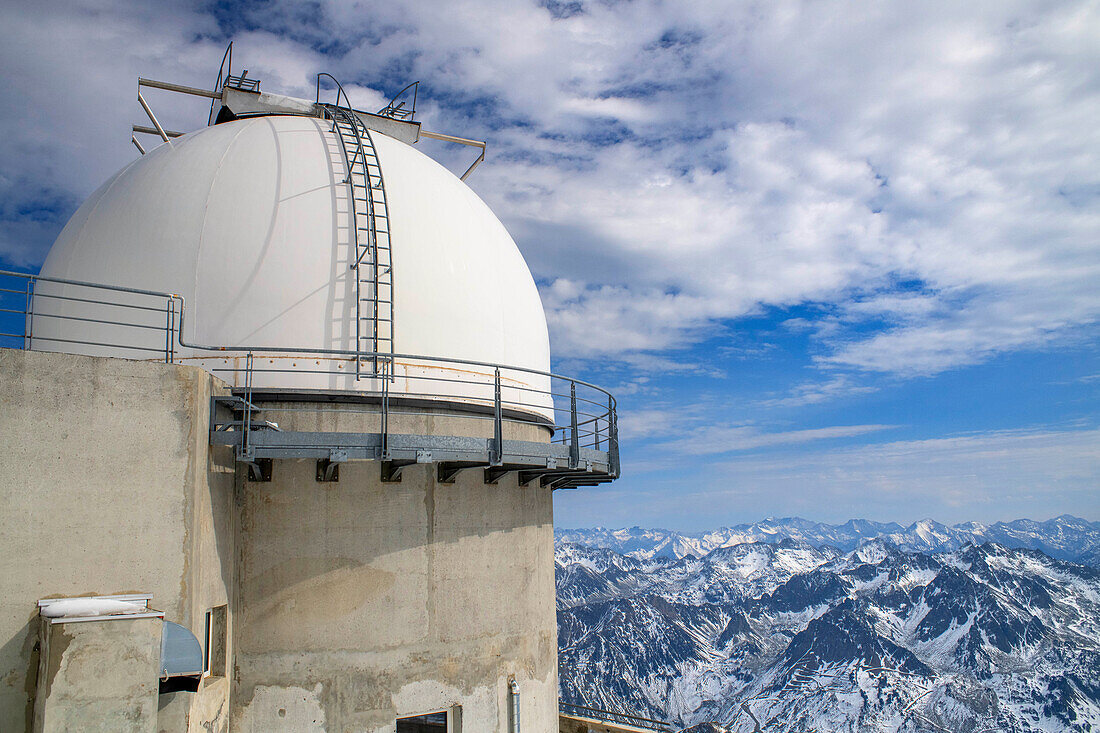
[0,269,619,490]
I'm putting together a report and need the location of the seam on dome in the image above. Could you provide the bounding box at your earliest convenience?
[194,120,253,340]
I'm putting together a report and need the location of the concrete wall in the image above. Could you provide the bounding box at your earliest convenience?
[1,348,561,732]
[232,454,559,732]
[34,615,162,733]
[0,348,234,733]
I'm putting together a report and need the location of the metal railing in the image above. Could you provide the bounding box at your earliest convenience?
[0,270,179,361]
[225,71,259,92]
[0,269,619,478]
[378,81,419,121]
[315,72,354,111]
[559,703,674,732]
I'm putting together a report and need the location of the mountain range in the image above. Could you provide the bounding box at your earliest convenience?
[556,517,1100,732]
[555,515,1100,567]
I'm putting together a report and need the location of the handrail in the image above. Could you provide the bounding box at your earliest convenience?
[323,107,376,270]
[210,42,232,124]
[214,42,232,93]
[378,81,419,121]
[0,268,612,398]
[315,72,353,111]
[0,269,619,470]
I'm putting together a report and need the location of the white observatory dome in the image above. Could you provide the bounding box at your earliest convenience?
[35,115,551,412]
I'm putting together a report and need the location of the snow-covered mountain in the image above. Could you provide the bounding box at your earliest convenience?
[556,539,1100,732]
[556,515,1100,566]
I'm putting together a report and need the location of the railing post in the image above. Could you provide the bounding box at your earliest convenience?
[380,357,391,461]
[24,278,34,350]
[164,298,172,363]
[569,381,579,469]
[490,367,503,466]
[169,298,176,363]
[239,351,254,462]
[608,396,619,478]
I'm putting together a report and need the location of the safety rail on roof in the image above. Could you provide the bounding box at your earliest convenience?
[559,703,675,732]
[0,269,619,489]
[378,81,419,121]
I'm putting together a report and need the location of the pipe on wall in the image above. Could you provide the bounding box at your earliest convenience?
[508,677,520,733]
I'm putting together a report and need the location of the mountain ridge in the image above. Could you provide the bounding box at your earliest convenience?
[556,537,1100,732]
[556,515,1100,566]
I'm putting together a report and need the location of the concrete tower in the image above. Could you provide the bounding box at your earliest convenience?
[0,55,618,733]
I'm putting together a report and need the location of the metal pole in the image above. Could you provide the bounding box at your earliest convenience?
[24,279,33,349]
[491,368,503,466]
[508,678,520,733]
[569,381,579,469]
[608,397,620,478]
[138,78,223,99]
[131,135,146,155]
[164,298,172,363]
[137,91,172,145]
[419,130,487,180]
[604,395,611,453]
[169,299,176,363]
[133,125,185,139]
[380,358,390,460]
[242,352,254,459]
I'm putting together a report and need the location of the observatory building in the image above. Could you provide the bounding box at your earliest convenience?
[0,50,621,733]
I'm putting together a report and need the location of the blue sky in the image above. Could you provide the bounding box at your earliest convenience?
[1,0,1097,529]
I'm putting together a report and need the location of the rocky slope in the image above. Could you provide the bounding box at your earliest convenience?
[557,535,1100,732]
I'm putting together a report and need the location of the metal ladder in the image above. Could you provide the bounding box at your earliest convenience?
[324,105,394,378]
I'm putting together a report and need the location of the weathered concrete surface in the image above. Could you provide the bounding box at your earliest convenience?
[33,616,162,733]
[232,455,559,732]
[1,347,562,732]
[0,348,234,733]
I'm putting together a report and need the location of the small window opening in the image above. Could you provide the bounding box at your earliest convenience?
[397,710,448,733]
[203,605,228,678]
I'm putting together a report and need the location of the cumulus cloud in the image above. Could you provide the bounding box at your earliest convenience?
[658,422,897,456]
[758,375,880,408]
[2,0,1098,382]
[558,425,1100,528]
[704,425,1100,524]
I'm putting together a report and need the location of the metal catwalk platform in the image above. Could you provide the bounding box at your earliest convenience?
[0,269,619,490]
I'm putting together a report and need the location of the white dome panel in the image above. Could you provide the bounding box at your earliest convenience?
[34,115,551,414]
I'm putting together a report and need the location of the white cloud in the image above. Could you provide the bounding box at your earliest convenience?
[558,425,1100,528]
[758,375,880,408]
[657,422,896,457]
[700,426,1100,524]
[2,0,1098,381]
